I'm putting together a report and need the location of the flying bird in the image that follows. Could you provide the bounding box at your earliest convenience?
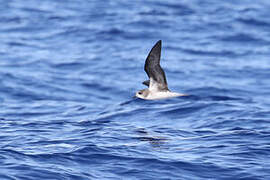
[135,40,186,100]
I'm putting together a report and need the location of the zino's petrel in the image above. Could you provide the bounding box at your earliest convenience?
[135,40,186,100]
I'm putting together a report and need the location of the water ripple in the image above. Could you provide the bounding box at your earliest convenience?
[0,0,270,179]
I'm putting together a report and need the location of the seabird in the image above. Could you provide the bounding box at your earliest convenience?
[135,40,186,100]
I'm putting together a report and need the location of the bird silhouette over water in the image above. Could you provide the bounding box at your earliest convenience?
[135,40,186,100]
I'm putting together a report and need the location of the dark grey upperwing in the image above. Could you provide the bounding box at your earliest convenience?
[144,40,168,91]
[142,80,150,87]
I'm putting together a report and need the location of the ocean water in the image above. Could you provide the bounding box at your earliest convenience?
[1,0,270,179]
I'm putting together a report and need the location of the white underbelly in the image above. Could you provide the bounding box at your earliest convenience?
[145,91,184,100]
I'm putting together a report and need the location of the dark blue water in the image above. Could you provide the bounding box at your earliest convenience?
[1,0,270,179]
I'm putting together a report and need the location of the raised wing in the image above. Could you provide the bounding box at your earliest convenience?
[144,40,168,92]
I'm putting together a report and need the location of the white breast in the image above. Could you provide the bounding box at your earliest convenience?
[145,91,185,100]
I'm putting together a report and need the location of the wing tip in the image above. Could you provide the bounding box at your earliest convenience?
[150,40,162,55]
[142,80,150,87]
[155,40,162,48]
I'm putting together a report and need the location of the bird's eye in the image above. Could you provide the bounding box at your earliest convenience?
[138,92,142,95]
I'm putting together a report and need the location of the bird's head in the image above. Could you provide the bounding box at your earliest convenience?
[135,89,149,99]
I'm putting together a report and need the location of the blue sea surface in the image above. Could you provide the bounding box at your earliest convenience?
[1,0,270,179]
